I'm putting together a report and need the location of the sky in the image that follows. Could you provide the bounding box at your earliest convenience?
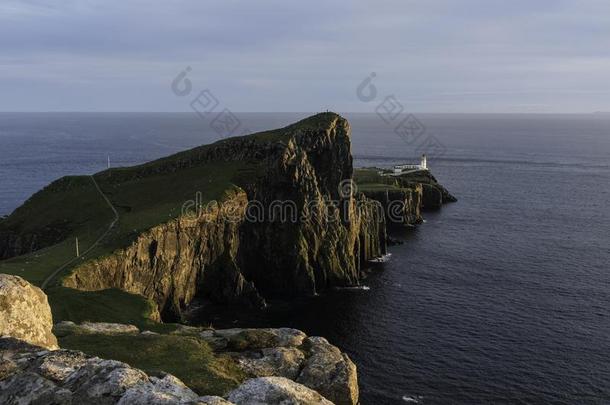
[1,0,609,113]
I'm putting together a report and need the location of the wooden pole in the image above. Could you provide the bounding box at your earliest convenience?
[76,237,80,257]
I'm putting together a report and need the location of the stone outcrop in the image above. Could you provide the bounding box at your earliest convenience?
[53,321,140,337]
[0,274,58,350]
[197,398,234,405]
[235,347,305,380]
[170,327,358,405]
[0,277,209,404]
[2,323,359,405]
[0,337,230,405]
[297,337,358,405]
[227,377,334,405]
[1,335,352,405]
[0,276,355,404]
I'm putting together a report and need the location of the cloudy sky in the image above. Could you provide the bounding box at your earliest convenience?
[1,0,609,112]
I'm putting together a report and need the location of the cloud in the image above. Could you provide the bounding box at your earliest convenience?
[0,0,609,112]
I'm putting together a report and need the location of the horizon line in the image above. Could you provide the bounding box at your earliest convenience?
[0,111,607,115]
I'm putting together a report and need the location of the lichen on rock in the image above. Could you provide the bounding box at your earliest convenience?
[0,338,207,405]
[54,321,140,337]
[227,376,334,405]
[0,274,58,350]
[297,337,358,405]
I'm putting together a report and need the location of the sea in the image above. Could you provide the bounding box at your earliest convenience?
[1,112,609,404]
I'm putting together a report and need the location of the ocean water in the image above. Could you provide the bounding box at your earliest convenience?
[1,113,609,404]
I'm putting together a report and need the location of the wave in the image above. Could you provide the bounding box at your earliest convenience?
[334,286,371,291]
[369,253,392,263]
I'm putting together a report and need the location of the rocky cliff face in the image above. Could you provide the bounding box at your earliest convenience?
[237,116,386,297]
[63,113,386,319]
[63,189,264,320]
[395,171,457,209]
[361,185,423,226]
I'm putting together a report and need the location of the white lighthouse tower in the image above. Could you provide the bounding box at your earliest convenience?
[420,154,427,170]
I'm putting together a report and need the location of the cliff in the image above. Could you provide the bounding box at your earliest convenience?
[50,113,386,320]
[359,186,423,226]
[395,170,457,209]
[0,114,459,404]
[62,189,264,320]
[0,113,454,322]
[353,167,456,226]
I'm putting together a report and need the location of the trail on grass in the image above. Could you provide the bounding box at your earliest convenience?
[41,176,119,290]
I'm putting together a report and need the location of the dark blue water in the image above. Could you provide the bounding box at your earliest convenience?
[1,113,609,404]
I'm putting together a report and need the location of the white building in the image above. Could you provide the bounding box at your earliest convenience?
[389,154,428,175]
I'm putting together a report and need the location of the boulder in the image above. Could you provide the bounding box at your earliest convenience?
[196,397,235,405]
[0,274,58,350]
[213,328,307,351]
[0,337,205,405]
[235,347,305,380]
[0,274,359,404]
[53,321,139,337]
[117,375,201,404]
[227,377,333,405]
[297,337,358,405]
[224,329,358,405]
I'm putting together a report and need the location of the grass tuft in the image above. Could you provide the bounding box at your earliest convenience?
[59,333,246,396]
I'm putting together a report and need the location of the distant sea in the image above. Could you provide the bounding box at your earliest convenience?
[1,112,609,404]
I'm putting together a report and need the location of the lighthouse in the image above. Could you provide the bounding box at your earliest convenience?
[420,154,427,170]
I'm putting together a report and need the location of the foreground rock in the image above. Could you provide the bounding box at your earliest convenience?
[0,274,58,350]
[0,275,357,404]
[172,327,358,405]
[54,321,140,337]
[227,377,333,405]
[0,337,216,404]
[297,337,358,405]
[62,323,358,404]
[0,336,345,405]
